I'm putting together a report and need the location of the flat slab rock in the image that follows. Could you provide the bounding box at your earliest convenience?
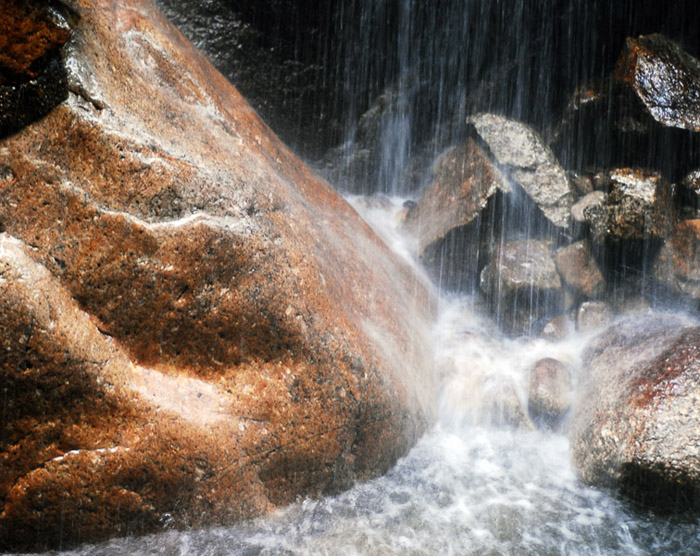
[0,0,436,551]
[571,314,700,510]
[468,113,574,228]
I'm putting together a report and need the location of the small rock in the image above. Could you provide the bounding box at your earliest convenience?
[480,239,564,335]
[528,358,572,429]
[576,300,613,333]
[540,314,574,341]
[571,190,605,223]
[571,173,594,196]
[555,241,605,299]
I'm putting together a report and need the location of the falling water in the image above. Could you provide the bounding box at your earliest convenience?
[15,0,700,553]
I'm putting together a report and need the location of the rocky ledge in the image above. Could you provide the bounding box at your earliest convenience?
[0,0,436,551]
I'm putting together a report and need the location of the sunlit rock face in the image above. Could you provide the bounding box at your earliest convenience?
[0,0,436,550]
[468,113,574,230]
[584,169,674,245]
[571,315,700,511]
[614,34,700,132]
[402,137,508,291]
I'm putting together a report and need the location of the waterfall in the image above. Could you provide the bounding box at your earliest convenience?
[25,0,700,554]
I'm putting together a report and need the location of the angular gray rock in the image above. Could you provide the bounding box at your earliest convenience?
[468,113,574,228]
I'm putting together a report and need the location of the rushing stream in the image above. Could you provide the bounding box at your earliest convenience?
[17,199,700,556]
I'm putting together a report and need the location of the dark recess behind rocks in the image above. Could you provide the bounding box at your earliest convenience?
[153,0,700,181]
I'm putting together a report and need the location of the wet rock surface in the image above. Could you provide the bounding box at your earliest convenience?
[584,168,674,245]
[528,358,572,430]
[0,0,71,137]
[469,113,574,229]
[654,219,700,302]
[402,137,508,290]
[555,241,605,299]
[0,0,436,550]
[576,301,613,333]
[480,240,564,335]
[571,315,700,511]
[614,34,700,132]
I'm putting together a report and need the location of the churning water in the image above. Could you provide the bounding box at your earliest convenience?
[23,199,700,556]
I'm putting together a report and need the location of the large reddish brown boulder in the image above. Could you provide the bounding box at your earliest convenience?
[0,0,436,551]
[571,315,700,511]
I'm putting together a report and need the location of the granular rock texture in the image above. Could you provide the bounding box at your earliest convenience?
[571,315,700,511]
[0,0,436,550]
[402,137,508,290]
[0,0,71,137]
[614,34,700,132]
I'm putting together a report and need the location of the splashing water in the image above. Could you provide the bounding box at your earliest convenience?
[22,199,699,556]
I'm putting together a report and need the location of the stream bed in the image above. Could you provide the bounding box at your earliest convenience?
[18,198,700,556]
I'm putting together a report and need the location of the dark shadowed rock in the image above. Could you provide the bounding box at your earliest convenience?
[402,137,509,290]
[528,358,572,429]
[654,219,700,301]
[480,240,564,335]
[0,0,436,550]
[552,35,700,183]
[584,168,674,245]
[0,0,71,137]
[468,113,574,229]
[555,241,605,299]
[614,34,700,131]
[571,314,700,511]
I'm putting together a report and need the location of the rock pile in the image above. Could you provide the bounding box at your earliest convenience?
[405,34,700,336]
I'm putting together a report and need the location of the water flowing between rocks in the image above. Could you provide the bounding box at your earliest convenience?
[23,199,700,556]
